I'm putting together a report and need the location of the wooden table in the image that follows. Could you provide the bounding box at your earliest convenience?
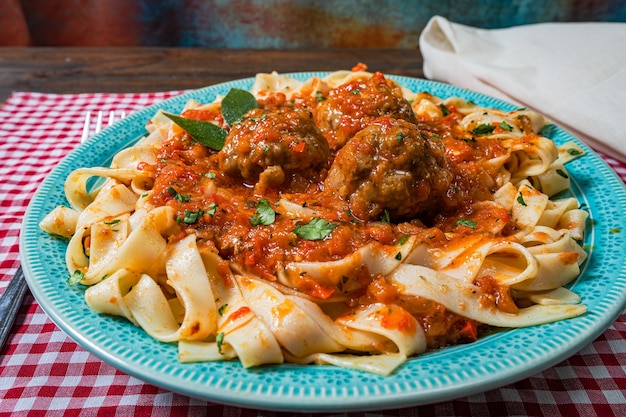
[0,47,423,102]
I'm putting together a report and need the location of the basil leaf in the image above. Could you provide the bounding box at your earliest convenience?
[250,198,276,226]
[221,88,258,127]
[164,112,227,150]
[471,124,496,136]
[293,218,338,240]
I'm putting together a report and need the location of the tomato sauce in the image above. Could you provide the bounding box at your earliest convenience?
[144,85,517,348]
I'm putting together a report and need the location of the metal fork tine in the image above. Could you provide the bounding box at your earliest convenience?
[80,111,91,143]
[94,111,103,137]
[81,110,126,144]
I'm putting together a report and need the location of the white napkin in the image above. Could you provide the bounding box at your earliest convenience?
[419,15,626,162]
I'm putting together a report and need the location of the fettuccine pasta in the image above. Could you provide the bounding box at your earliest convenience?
[40,67,588,376]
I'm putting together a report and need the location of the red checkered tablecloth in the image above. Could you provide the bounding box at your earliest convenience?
[1,91,625,417]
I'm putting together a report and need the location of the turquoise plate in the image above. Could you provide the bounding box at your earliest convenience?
[20,74,626,412]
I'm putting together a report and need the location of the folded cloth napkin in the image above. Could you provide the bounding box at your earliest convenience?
[419,16,626,162]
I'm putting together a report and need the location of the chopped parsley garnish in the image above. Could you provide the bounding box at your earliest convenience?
[567,148,583,156]
[439,103,450,116]
[517,193,527,206]
[167,187,190,202]
[395,252,403,260]
[104,219,120,225]
[250,198,276,226]
[218,304,229,316]
[380,209,391,224]
[205,171,216,179]
[181,209,203,224]
[216,332,225,354]
[293,218,338,240]
[471,124,496,136]
[395,132,404,142]
[556,169,569,179]
[499,121,513,131]
[455,219,477,228]
[205,202,218,216]
[68,270,85,285]
[398,235,409,245]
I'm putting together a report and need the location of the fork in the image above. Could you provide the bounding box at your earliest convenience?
[0,111,125,352]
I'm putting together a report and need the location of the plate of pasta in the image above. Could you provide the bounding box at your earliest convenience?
[21,69,626,411]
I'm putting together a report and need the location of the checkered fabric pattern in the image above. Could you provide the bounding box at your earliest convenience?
[1,92,625,417]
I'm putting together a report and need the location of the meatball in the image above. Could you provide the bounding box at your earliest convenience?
[314,72,417,149]
[218,108,330,183]
[324,117,453,222]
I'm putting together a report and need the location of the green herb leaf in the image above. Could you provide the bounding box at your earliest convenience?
[221,88,258,127]
[455,219,477,228]
[499,121,513,131]
[164,112,227,150]
[380,209,391,224]
[556,168,569,179]
[398,235,409,246]
[205,202,218,216]
[181,209,203,224]
[439,103,450,116]
[517,193,527,206]
[104,219,120,225]
[250,198,276,226]
[395,132,404,142]
[395,252,402,260]
[68,270,85,285]
[567,148,583,156]
[293,218,338,240]
[167,186,190,202]
[471,124,496,136]
[216,332,225,354]
[218,304,229,316]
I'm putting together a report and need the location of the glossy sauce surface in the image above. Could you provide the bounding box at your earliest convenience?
[145,74,515,348]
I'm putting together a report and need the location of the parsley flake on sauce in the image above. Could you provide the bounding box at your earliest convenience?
[455,219,477,228]
[250,198,276,226]
[293,218,338,240]
[517,193,527,206]
[167,187,191,202]
[499,121,513,131]
[471,124,496,136]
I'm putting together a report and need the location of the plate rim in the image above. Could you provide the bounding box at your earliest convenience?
[20,72,626,412]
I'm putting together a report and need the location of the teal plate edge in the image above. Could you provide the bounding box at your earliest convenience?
[20,73,626,412]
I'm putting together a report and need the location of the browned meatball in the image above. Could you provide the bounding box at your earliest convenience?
[324,116,453,222]
[218,108,330,183]
[314,72,417,149]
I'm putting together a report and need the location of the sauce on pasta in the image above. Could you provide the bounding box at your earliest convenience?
[40,68,589,375]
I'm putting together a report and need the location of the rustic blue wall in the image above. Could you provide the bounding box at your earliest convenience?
[6,0,626,47]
